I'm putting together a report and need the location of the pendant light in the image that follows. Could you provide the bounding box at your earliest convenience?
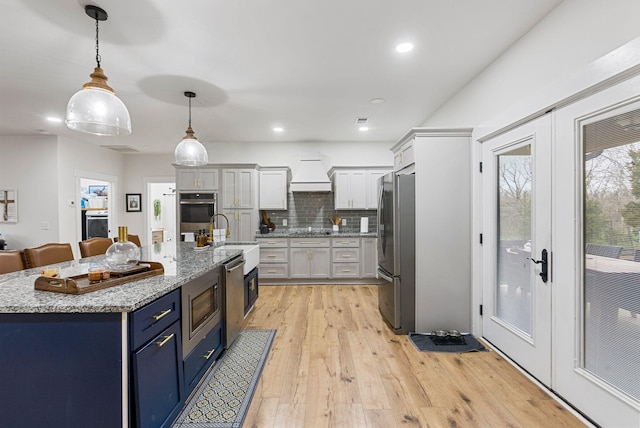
[65,5,131,136]
[174,91,209,166]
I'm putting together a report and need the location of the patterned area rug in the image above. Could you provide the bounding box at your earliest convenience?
[172,329,276,428]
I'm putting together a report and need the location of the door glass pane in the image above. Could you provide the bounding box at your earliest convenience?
[583,109,640,401]
[496,144,532,335]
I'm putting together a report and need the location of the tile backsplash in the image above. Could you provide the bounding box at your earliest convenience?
[264,192,377,233]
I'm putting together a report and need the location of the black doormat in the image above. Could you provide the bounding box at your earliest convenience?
[409,332,489,353]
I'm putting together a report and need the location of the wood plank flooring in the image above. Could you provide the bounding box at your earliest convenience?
[243,285,586,427]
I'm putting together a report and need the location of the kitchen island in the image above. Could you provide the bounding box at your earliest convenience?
[0,242,243,428]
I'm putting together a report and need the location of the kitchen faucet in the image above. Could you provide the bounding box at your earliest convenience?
[209,213,231,240]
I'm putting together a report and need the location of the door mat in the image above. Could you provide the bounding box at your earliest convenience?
[172,329,276,428]
[409,332,489,353]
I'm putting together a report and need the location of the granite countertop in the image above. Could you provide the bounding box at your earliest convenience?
[256,229,377,238]
[0,242,247,314]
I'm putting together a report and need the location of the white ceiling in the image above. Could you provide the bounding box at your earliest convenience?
[0,0,563,154]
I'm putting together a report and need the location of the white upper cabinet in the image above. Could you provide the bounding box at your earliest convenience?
[259,169,289,210]
[176,167,219,191]
[333,170,366,209]
[222,169,255,209]
[332,168,391,210]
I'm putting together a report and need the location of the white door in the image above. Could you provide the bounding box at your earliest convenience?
[481,115,552,386]
[554,76,640,427]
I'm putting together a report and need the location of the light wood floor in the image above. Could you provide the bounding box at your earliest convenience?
[243,285,586,427]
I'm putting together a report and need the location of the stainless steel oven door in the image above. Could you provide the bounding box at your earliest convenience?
[181,267,222,357]
[179,193,217,234]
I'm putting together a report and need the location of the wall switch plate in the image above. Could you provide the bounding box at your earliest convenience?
[342,219,346,226]
[40,222,49,230]
[283,219,287,226]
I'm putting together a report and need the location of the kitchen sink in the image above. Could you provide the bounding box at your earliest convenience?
[214,244,259,275]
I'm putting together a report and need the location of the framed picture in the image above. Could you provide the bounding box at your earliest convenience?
[0,189,17,223]
[88,185,108,196]
[126,193,142,212]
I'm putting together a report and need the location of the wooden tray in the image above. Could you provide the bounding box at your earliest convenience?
[34,261,164,295]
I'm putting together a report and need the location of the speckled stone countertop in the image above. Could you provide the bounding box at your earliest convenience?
[0,242,253,314]
[256,229,376,238]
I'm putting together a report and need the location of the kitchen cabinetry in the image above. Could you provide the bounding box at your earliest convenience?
[332,238,360,278]
[393,138,415,172]
[222,209,257,242]
[289,238,331,278]
[331,168,391,210]
[130,289,184,428]
[259,168,289,210]
[332,170,366,209]
[222,169,255,209]
[257,238,289,279]
[365,170,390,209]
[176,167,219,191]
[244,267,259,315]
[361,237,377,278]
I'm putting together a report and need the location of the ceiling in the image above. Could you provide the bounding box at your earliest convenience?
[0,0,563,154]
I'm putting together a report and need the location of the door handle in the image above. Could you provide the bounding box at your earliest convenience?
[527,249,548,283]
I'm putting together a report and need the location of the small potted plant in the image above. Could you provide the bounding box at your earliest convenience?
[153,199,161,220]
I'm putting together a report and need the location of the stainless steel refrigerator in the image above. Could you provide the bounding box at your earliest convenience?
[377,172,415,334]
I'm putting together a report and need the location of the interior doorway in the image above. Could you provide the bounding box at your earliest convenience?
[146,181,176,246]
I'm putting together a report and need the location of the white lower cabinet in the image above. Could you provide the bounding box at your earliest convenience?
[289,238,331,279]
[257,238,289,279]
[361,237,377,278]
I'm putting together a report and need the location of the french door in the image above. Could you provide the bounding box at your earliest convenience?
[553,76,640,427]
[481,115,552,387]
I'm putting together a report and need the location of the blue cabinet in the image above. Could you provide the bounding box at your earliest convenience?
[183,319,224,395]
[244,267,259,315]
[130,288,184,428]
[132,320,184,428]
[0,312,122,428]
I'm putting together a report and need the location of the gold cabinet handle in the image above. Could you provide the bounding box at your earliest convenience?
[153,309,172,321]
[268,254,276,258]
[249,278,256,291]
[342,255,351,258]
[342,269,351,272]
[204,348,216,360]
[267,269,277,273]
[156,333,175,347]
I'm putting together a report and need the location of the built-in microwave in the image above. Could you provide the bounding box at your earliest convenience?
[181,268,222,357]
[179,192,216,234]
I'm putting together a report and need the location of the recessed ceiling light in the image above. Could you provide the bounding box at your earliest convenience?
[395,42,414,53]
[46,116,63,123]
[369,98,385,104]
[273,127,284,132]
[359,126,369,132]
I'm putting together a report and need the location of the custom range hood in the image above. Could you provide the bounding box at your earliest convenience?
[289,152,332,192]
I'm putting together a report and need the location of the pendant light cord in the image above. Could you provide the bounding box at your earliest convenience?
[188,96,192,128]
[95,16,101,68]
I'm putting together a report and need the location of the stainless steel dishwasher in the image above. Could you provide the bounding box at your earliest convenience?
[223,255,245,348]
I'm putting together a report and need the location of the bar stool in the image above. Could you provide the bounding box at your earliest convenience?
[78,237,113,258]
[23,243,74,268]
[0,250,26,274]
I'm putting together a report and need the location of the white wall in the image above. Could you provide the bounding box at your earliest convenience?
[0,136,60,250]
[423,0,640,128]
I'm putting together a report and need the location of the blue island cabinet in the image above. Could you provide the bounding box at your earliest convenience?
[0,312,123,427]
[0,288,185,428]
[130,288,184,428]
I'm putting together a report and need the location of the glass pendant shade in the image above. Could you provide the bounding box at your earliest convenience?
[66,67,132,136]
[175,126,209,166]
[105,226,140,271]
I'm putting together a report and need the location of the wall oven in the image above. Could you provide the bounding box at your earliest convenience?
[179,192,216,234]
[181,268,222,357]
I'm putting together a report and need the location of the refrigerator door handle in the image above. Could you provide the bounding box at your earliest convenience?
[377,267,393,283]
